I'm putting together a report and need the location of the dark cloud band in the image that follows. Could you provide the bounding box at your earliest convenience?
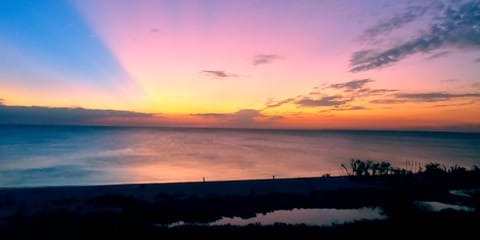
[0,106,151,125]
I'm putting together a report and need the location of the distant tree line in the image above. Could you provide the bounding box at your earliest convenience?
[341,159,480,177]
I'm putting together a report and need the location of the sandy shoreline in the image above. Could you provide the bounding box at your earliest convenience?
[0,176,373,212]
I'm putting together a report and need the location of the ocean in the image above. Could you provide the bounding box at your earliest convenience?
[1,125,479,187]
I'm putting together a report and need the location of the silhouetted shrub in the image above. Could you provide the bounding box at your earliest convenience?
[351,159,371,177]
[448,165,467,176]
[423,163,445,176]
[347,159,403,177]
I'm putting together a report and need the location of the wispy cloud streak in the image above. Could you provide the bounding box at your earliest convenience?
[427,51,450,60]
[371,92,480,104]
[192,109,281,127]
[202,70,237,78]
[264,79,397,111]
[253,54,280,66]
[263,98,295,109]
[360,5,430,40]
[330,79,373,90]
[351,1,480,72]
[296,96,350,107]
[395,92,480,102]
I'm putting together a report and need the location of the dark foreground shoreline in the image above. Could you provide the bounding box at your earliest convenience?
[1,174,479,239]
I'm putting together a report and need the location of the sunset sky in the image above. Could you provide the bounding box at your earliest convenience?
[1,0,480,130]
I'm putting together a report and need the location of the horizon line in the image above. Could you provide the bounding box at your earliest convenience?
[1,123,479,134]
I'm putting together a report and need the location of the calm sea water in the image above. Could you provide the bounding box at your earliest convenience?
[1,125,479,187]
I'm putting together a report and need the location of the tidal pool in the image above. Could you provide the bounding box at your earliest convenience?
[415,201,475,212]
[167,207,387,227]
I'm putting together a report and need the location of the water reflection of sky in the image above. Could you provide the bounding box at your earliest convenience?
[166,207,387,227]
[211,207,387,226]
[1,126,479,187]
[415,201,475,212]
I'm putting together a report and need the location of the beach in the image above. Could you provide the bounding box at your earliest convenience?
[1,173,479,239]
[0,176,372,219]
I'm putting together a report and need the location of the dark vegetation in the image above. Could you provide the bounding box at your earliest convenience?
[1,160,479,239]
[343,159,480,177]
